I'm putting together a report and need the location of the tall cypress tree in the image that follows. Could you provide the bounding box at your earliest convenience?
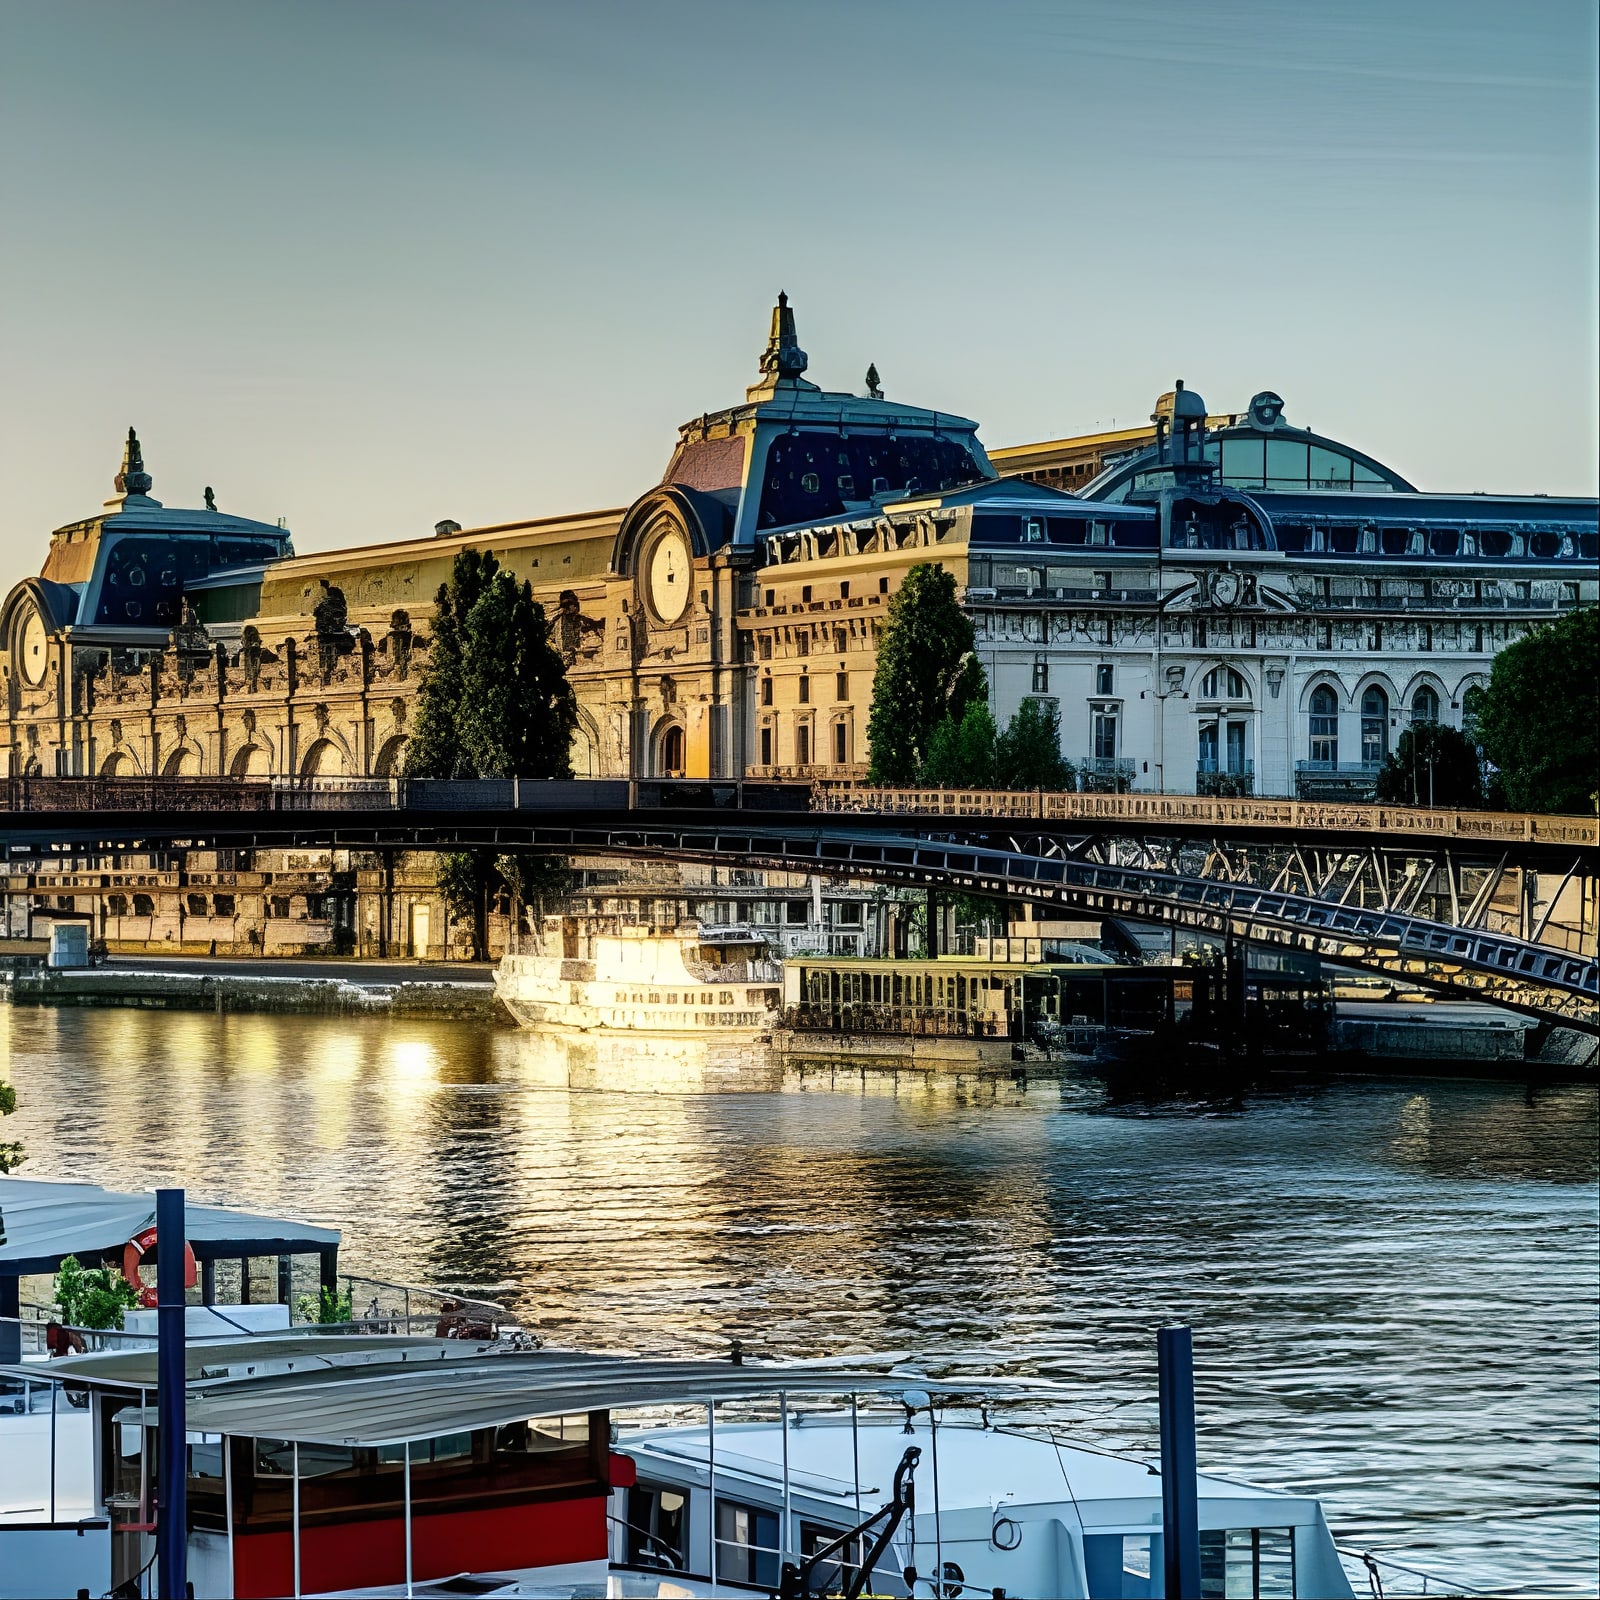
[406,549,501,780]
[866,563,985,784]
[406,551,577,956]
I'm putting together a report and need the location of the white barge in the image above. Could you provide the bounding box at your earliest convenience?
[494,923,782,1038]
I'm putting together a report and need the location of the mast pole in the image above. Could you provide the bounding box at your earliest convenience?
[780,1390,792,1567]
[707,1402,717,1584]
[224,1439,235,1594]
[404,1441,414,1597]
[156,1186,188,1600]
[292,1441,302,1598]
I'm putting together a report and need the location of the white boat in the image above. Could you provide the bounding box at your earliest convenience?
[0,1335,1369,1600]
[495,923,782,1038]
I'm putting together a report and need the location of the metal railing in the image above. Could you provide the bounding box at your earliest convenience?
[816,785,1599,846]
[2,773,1593,847]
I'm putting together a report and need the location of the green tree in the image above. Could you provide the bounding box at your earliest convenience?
[1375,722,1485,809]
[405,549,499,780]
[54,1254,139,1330]
[1470,607,1598,814]
[408,550,579,957]
[0,1077,21,1174]
[922,701,998,787]
[866,564,985,783]
[996,698,1072,790]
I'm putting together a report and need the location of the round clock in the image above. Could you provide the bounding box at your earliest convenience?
[19,606,48,686]
[646,524,691,624]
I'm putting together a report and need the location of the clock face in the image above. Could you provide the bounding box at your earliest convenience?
[19,607,48,686]
[646,525,691,623]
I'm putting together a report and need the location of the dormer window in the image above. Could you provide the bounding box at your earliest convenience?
[837,475,855,496]
[801,473,820,493]
[1024,518,1044,543]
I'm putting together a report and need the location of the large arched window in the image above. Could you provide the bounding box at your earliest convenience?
[1411,685,1440,725]
[1309,685,1338,767]
[1360,686,1389,766]
[660,724,685,778]
[1201,666,1249,700]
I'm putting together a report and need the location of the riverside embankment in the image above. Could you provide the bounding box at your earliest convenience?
[1,953,499,1018]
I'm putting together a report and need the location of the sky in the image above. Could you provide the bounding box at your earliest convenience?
[1,0,1595,572]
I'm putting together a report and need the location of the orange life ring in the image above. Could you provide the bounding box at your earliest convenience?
[122,1227,198,1310]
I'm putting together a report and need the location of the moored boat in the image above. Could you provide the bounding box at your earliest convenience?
[495,922,781,1038]
[0,1335,1364,1600]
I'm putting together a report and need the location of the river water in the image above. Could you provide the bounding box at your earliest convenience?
[3,1005,1595,1594]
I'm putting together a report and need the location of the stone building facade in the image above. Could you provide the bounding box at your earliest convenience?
[2,301,1594,957]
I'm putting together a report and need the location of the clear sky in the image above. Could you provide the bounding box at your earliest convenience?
[1,0,1594,570]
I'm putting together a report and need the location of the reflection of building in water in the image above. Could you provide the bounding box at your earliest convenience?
[4,299,1592,957]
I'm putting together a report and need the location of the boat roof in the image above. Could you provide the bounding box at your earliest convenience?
[0,1176,340,1276]
[627,1415,1317,1523]
[6,1338,991,1448]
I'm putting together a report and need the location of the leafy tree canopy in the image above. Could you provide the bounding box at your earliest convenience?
[407,549,579,957]
[1374,722,1485,809]
[996,698,1072,790]
[1470,607,1598,814]
[867,564,985,783]
[923,701,998,787]
[406,549,577,781]
[0,1076,20,1174]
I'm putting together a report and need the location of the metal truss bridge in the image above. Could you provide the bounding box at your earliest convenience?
[2,777,1595,1031]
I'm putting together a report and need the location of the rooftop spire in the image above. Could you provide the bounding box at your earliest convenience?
[104,426,161,510]
[747,291,818,402]
[758,291,809,382]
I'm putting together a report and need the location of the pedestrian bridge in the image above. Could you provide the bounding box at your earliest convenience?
[2,777,1595,1030]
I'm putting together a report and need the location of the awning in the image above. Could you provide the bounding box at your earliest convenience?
[8,1337,984,1448]
[0,1177,340,1276]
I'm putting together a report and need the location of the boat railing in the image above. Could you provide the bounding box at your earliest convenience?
[330,1273,520,1340]
[1339,1546,1490,1598]
[5,1274,522,1358]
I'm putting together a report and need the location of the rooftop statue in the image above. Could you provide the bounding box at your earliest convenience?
[113,427,153,497]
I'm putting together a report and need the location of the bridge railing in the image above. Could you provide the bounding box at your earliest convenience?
[814,785,1600,847]
[1,774,1593,848]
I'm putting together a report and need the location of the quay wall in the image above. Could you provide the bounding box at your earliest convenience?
[1,967,498,1018]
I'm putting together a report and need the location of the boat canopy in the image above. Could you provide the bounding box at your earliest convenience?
[6,1337,999,1448]
[0,1176,341,1276]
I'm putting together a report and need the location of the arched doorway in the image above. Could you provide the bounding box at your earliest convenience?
[570,724,597,779]
[659,724,685,778]
[230,744,271,777]
[300,738,349,779]
[100,751,132,778]
[373,735,407,777]
[162,746,199,777]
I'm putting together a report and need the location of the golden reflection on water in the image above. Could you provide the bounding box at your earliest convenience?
[1,1005,1596,1594]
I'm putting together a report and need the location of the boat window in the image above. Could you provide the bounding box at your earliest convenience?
[799,1521,866,1592]
[1199,1526,1295,1597]
[374,1432,472,1465]
[256,1440,360,1479]
[628,1481,688,1570]
[716,1499,781,1589]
